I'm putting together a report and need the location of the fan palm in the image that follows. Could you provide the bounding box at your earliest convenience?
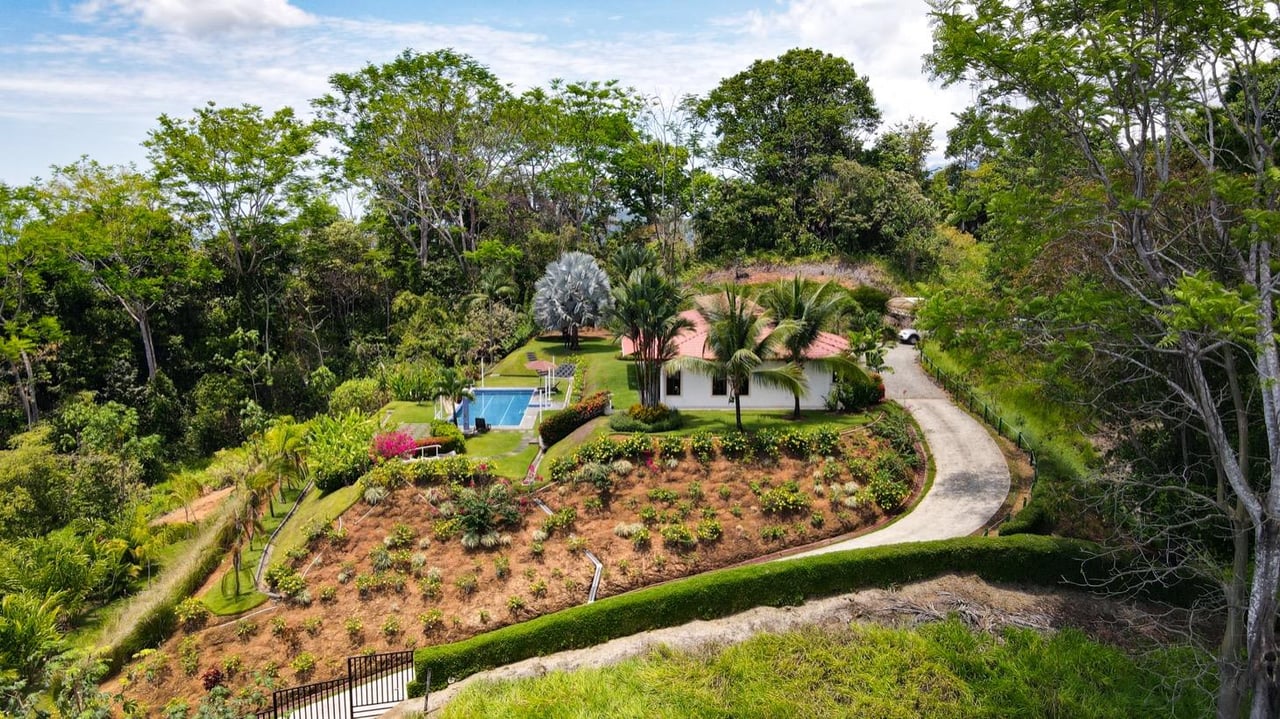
[609,268,693,407]
[532,251,612,349]
[672,284,807,432]
[760,276,860,418]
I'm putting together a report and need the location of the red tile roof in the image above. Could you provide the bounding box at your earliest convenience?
[620,309,850,361]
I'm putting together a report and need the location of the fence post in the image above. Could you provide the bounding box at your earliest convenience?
[423,667,432,714]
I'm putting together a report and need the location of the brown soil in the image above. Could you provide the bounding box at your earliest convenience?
[696,260,893,290]
[114,429,920,712]
[150,487,234,527]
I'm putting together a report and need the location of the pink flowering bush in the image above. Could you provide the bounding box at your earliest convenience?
[371,431,417,460]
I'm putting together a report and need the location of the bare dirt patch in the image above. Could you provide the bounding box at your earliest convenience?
[114,428,921,711]
[150,486,234,527]
[696,260,893,290]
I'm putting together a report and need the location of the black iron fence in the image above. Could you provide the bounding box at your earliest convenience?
[252,650,414,719]
[917,348,1039,527]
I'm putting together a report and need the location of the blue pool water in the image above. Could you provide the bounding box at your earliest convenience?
[464,388,536,427]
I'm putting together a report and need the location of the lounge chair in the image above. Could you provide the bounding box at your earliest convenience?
[525,351,539,362]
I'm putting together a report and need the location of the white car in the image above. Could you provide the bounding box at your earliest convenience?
[898,328,922,344]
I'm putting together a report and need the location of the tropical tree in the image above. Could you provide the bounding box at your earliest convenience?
[929,1,1280,715]
[672,285,805,431]
[760,276,860,419]
[34,160,210,381]
[434,367,475,426]
[0,592,65,685]
[316,49,522,268]
[532,251,612,349]
[609,244,659,282]
[609,268,692,408]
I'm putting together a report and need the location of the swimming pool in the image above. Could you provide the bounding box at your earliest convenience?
[464,388,536,428]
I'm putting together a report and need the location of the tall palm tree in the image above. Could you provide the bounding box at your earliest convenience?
[673,284,807,432]
[760,276,861,419]
[609,268,693,408]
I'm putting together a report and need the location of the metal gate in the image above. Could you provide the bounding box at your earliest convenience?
[252,650,415,719]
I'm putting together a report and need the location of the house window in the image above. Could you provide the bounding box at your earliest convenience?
[665,370,682,397]
[711,373,727,396]
[736,376,750,396]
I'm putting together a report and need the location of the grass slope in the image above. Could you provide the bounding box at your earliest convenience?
[442,620,1210,719]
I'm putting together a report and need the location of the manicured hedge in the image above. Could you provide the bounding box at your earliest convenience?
[409,535,1186,694]
[538,391,610,446]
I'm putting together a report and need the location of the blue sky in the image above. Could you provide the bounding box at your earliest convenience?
[0,0,972,185]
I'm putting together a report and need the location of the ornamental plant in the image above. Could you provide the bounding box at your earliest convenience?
[371,431,418,460]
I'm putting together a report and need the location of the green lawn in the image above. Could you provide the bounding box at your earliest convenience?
[271,483,364,559]
[669,408,873,435]
[201,482,309,615]
[441,620,1210,719]
[382,400,440,427]
[464,431,539,479]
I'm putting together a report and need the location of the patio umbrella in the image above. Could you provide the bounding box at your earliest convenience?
[525,360,556,375]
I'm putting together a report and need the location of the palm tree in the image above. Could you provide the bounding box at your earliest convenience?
[434,367,475,426]
[760,276,861,419]
[0,592,65,684]
[259,417,309,493]
[532,251,612,349]
[609,268,693,408]
[672,284,807,432]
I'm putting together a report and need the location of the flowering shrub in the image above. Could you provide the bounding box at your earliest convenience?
[627,403,671,424]
[371,431,417,460]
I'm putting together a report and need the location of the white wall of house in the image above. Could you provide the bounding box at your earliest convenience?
[659,361,837,410]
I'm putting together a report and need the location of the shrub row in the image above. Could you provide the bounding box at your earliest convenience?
[360,455,492,490]
[538,391,610,446]
[409,535,1183,694]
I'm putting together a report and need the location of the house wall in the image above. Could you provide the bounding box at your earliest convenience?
[660,361,837,410]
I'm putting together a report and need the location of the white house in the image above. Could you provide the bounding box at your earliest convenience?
[620,309,850,410]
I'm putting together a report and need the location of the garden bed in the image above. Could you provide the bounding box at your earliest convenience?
[110,422,923,713]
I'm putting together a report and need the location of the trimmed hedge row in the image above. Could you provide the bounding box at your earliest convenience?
[538,391,610,446]
[409,535,1160,694]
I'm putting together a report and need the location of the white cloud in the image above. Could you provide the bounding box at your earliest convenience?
[73,0,315,36]
[1,1,969,183]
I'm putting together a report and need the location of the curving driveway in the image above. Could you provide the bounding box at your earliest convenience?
[787,343,1010,558]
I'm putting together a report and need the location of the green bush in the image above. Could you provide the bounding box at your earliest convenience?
[328,377,390,416]
[689,433,716,463]
[539,392,611,447]
[759,480,812,514]
[608,411,683,433]
[868,474,910,511]
[308,411,376,492]
[778,429,812,458]
[656,436,686,460]
[409,536,1156,694]
[576,438,623,465]
[718,432,751,459]
[832,366,884,412]
[428,420,466,454]
[809,426,842,457]
[848,285,890,314]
